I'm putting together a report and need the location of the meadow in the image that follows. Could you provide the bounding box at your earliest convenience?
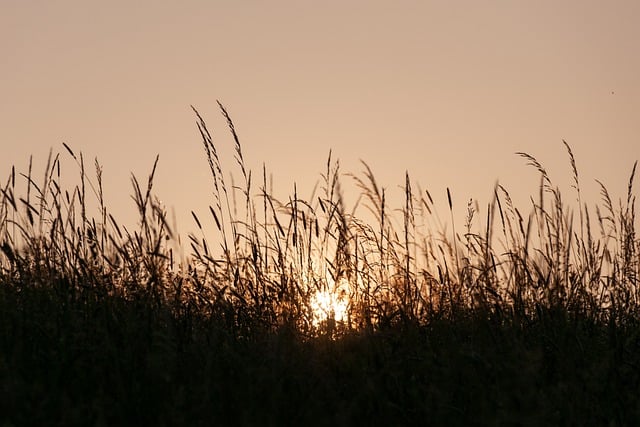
[1,103,639,425]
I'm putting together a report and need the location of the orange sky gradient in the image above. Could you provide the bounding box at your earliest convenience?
[2,1,639,239]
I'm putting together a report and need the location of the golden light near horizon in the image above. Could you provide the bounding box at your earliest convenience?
[309,275,351,330]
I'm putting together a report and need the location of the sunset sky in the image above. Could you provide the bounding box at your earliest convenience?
[2,1,639,237]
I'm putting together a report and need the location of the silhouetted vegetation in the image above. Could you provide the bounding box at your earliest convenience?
[1,103,639,425]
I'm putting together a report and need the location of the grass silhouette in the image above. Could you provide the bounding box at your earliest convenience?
[1,102,639,425]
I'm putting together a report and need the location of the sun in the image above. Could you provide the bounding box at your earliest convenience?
[309,277,350,329]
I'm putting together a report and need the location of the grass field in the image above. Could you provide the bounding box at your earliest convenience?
[1,103,639,425]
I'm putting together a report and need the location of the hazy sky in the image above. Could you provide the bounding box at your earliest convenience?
[2,1,639,237]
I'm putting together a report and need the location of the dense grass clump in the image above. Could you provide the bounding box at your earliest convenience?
[1,102,639,425]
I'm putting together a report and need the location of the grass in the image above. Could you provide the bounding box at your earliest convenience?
[1,101,639,425]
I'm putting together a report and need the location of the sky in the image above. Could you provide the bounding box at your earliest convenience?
[2,1,639,240]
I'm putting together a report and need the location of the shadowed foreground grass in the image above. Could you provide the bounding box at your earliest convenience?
[1,283,639,425]
[1,103,639,425]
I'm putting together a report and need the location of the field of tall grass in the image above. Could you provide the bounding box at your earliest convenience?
[1,102,639,425]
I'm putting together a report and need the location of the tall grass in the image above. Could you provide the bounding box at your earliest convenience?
[1,103,638,338]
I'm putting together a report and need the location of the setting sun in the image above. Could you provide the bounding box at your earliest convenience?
[309,283,349,328]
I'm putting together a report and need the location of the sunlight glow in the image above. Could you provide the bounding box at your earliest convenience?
[309,277,350,328]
